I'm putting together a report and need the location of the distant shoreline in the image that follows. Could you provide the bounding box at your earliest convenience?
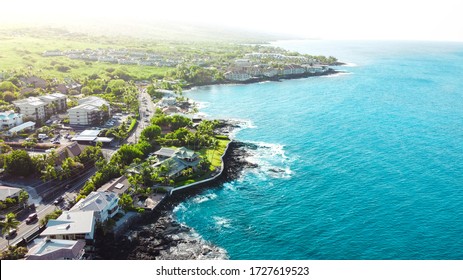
[184,67,344,90]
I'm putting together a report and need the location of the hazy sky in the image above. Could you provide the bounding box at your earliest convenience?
[2,0,462,41]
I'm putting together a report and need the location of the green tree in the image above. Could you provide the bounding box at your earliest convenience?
[4,150,34,177]
[0,246,28,260]
[118,193,134,212]
[209,139,219,164]
[41,164,58,182]
[22,139,36,150]
[0,213,20,245]
[18,191,29,207]
[2,91,17,103]
[106,79,126,95]
[113,144,143,166]
[147,84,164,99]
[81,86,92,95]
[61,157,83,180]
[140,124,161,143]
[0,81,18,92]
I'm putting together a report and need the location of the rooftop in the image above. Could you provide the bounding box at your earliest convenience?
[25,238,85,260]
[70,191,118,213]
[79,130,101,137]
[175,147,197,160]
[41,211,95,236]
[98,176,130,195]
[154,147,177,158]
[68,103,100,112]
[0,185,22,201]
[0,111,21,120]
[78,96,109,107]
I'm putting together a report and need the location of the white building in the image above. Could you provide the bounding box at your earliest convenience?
[263,67,278,78]
[12,93,67,121]
[42,50,63,57]
[69,191,119,222]
[235,59,252,68]
[224,71,252,82]
[41,211,96,241]
[39,92,67,113]
[12,97,47,121]
[0,111,23,130]
[68,96,110,125]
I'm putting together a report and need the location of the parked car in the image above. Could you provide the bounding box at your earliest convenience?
[25,213,38,224]
[53,196,64,205]
[6,228,17,239]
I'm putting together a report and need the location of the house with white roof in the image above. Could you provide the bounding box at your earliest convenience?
[41,211,96,241]
[25,238,85,260]
[69,191,119,222]
[0,111,23,130]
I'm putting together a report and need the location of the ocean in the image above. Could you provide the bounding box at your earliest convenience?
[178,40,463,259]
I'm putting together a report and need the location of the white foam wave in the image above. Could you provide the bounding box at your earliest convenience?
[223,182,237,191]
[322,72,353,78]
[173,203,188,214]
[224,118,257,139]
[245,141,295,179]
[192,193,218,204]
[195,101,211,110]
[342,62,357,67]
[213,216,232,229]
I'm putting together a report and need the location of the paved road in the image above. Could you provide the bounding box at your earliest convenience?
[126,87,156,144]
[0,168,96,251]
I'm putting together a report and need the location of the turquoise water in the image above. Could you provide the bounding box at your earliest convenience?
[177,40,463,259]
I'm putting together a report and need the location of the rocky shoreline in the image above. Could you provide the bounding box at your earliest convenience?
[184,68,343,89]
[94,121,258,260]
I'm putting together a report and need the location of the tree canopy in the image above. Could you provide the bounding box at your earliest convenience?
[4,150,34,177]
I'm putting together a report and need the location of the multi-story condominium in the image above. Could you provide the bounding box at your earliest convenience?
[0,111,23,129]
[68,96,110,125]
[39,92,68,114]
[12,93,67,121]
[224,71,252,82]
[13,97,47,121]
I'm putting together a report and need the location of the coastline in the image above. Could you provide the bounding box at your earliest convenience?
[95,122,258,260]
[95,66,345,259]
[183,67,343,90]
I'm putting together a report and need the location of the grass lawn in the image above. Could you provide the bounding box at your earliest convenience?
[174,136,230,187]
[198,136,230,169]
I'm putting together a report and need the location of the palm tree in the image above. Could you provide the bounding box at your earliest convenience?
[209,139,219,165]
[183,133,193,149]
[0,213,20,246]
[18,191,29,208]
